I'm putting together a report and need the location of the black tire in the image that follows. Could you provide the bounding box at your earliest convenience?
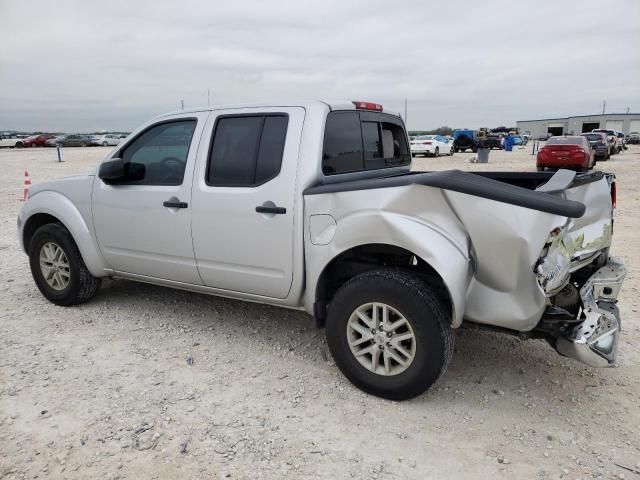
[15,141,23,148]
[537,166,545,171]
[434,147,439,157]
[28,223,100,306]
[102,141,108,147]
[325,269,453,400]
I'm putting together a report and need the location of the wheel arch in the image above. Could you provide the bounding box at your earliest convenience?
[20,191,108,277]
[309,238,470,329]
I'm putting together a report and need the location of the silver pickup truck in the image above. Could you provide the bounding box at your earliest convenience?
[17,101,626,400]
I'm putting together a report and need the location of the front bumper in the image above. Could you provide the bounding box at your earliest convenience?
[556,257,626,367]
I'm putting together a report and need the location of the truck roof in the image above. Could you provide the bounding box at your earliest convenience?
[157,100,401,119]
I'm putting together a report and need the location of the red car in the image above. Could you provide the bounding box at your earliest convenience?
[536,136,596,172]
[22,134,56,148]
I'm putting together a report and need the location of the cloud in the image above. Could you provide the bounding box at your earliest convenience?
[0,0,638,131]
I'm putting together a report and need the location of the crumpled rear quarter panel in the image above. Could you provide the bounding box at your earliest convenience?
[304,184,472,326]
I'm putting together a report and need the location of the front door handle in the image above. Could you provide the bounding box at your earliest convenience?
[163,200,188,209]
[256,204,286,215]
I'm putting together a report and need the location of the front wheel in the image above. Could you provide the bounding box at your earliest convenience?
[434,147,439,157]
[325,269,453,400]
[102,141,108,147]
[28,223,101,306]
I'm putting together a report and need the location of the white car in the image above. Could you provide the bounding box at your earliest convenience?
[91,134,122,147]
[410,135,453,156]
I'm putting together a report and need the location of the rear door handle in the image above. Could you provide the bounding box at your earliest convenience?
[163,200,188,209]
[256,205,286,215]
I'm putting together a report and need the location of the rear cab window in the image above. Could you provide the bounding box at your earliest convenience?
[322,111,409,175]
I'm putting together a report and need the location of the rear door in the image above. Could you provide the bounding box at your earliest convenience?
[190,107,304,298]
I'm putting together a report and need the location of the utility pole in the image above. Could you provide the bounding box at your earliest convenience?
[602,100,606,115]
[181,100,184,111]
[404,98,408,125]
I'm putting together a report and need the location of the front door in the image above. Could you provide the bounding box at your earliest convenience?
[92,113,208,284]
[191,107,304,299]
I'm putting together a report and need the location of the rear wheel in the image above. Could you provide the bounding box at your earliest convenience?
[537,166,545,171]
[28,223,101,306]
[102,141,108,147]
[325,269,453,400]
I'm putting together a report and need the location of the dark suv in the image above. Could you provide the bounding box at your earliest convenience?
[580,132,609,161]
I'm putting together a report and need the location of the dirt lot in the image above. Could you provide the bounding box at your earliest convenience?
[1,144,639,480]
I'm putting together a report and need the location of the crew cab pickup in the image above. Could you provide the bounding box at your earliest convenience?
[18,100,626,400]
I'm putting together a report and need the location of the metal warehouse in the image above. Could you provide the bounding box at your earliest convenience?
[517,113,640,139]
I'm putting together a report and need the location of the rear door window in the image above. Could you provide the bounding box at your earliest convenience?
[323,111,409,175]
[207,114,288,187]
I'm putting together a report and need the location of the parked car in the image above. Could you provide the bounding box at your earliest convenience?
[91,134,123,147]
[45,136,66,147]
[0,136,27,148]
[592,129,618,156]
[615,131,627,151]
[410,135,453,156]
[537,136,596,172]
[56,135,92,147]
[481,134,503,149]
[452,129,477,152]
[581,132,610,161]
[23,134,56,148]
[18,100,625,400]
[627,132,640,144]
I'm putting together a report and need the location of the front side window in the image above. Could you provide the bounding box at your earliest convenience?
[120,120,196,186]
[323,111,410,175]
[207,114,288,187]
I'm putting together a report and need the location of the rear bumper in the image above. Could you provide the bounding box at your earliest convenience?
[411,146,434,154]
[556,257,626,367]
[537,160,588,169]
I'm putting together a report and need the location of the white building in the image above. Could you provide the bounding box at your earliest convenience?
[517,113,640,139]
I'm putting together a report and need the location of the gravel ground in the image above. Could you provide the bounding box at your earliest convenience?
[1,144,639,480]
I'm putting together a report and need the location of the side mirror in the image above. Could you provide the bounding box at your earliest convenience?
[98,158,125,184]
[98,158,146,184]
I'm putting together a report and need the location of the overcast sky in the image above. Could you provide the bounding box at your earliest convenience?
[1,0,639,132]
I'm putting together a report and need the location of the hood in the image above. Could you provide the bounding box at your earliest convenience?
[28,174,94,198]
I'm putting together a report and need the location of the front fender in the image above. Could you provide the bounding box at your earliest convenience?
[18,191,108,277]
[305,210,472,327]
